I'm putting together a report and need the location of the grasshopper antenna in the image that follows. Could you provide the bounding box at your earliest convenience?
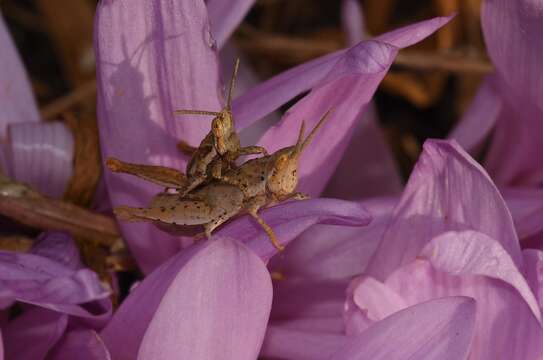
[293,109,332,156]
[173,109,222,116]
[226,58,240,111]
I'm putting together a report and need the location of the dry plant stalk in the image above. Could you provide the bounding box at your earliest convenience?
[0,175,119,246]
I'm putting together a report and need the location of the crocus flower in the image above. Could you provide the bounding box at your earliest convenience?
[94,0,458,358]
[0,13,75,199]
[0,232,111,359]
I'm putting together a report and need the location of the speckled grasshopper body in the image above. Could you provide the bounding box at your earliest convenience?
[114,110,331,251]
[107,59,267,194]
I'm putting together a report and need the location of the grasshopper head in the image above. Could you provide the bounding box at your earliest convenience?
[267,110,331,197]
[211,110,234,155]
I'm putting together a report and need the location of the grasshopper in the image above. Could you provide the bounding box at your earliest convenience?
[107,59,267,194]
[114,110,331,251]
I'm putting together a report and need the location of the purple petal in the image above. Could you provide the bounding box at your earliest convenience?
[271,316,345,334]
[215,198,371,260]
[261,326,347,360]
[448,76,501,153]
[48,329,111,360]
[270,197,395,279]
[0,234,109,306]
[367,139,521,280]
[0,14,40,139]
[34,299,112,329]
[95,0,221,272]
[482,0,543,112]
[207,0,255,49]
[323,105,402,199]
[503,187,543,241]
[102,239,272,360]
[4,121,74,198]
[344,275,407,335]
[420,230,540,320]
[271,278,349,320]
[0,329,3,360]
[3,307,68,360]
[30,232,83,270]
[483,97,543,186]
[331,297,475,360]
[387,260,543,359]
[341,0,365,44]
[233,16,454,130]
[523,249,543,310]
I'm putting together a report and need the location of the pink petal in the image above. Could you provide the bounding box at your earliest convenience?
[270,198,395,279]
[482,0,543,112]
[271,278,349,320]
[3,307,68,360]
[503,187,543,241]
[34,299,112,329]
[4,121,74,198]
[0,329,3,360]
[271,316,345,334]
[0,233,109,307]
[0,14,40,139]
[331,297,475,360]
[48,329,111,360]
[261,326,347,360]
[323,105,402,199]
[341,0,365,45]
[344,275,407,335]
[367,139,521,280]
[102,239,272,360]
[233,16,454,131]
[421,230,540,320]
[448,76,501,153]
[95,0,221,272]
[523,249,543,311]
[256,16,454,196]
[216,198,371,261]
[207,0,255,48]
[387,260,543,359]
[480,0,543,186]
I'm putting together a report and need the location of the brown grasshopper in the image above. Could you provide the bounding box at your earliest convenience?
[114,110,331,251]
[107,59,267,194]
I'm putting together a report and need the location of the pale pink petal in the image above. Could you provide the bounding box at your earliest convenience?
[207,0,255,48]
[0,13,40,139]
[95,0,221,272]
[421,230,540,320]
[261,326,347,360]
[523,249,543,310]
[3,307,68,360]
[216,198,371,261]
[374,15,455,48]
[448,76,501,153]
[331,297,475,360]
[387,260,543,359]
[344,275,407,335]
[137,239,272,360]
[367,139,521,280]
[102,239,272,360]
[271,278,349,320]
[4,121,73,198]
[48,329,111,360]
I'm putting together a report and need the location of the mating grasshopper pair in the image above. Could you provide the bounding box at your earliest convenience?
[108,60,330,251]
